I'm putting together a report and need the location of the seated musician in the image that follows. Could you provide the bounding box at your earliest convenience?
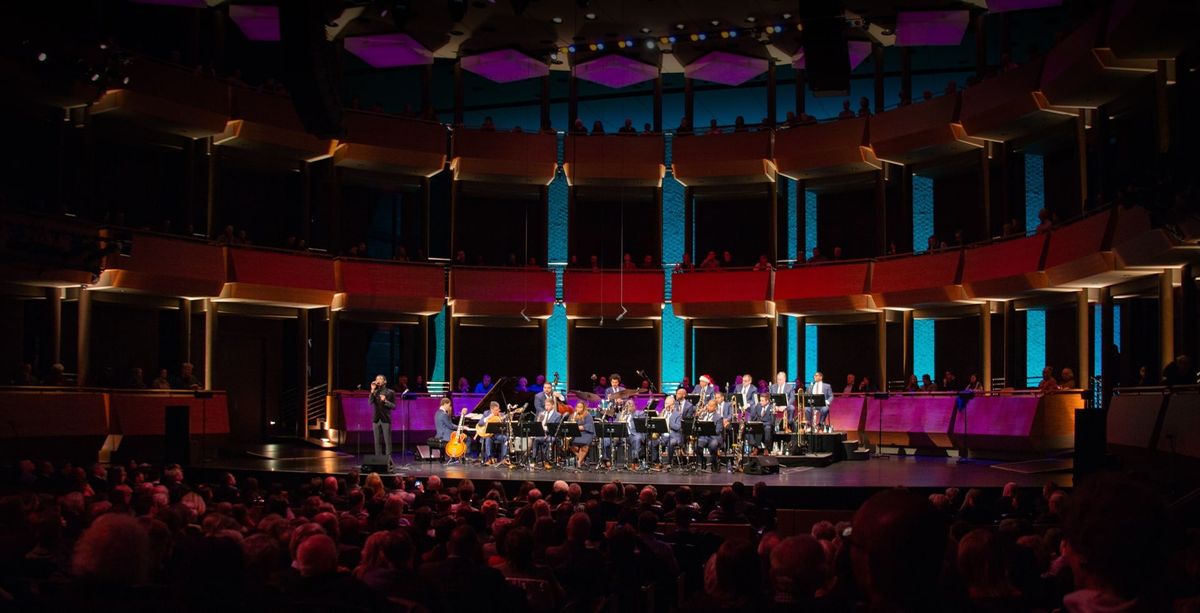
[535,393,565,464]
[434,398,455,442]
[617,400,640,466]
[769,371,795,434]
[748,392,774,455]
[479,402,508,465]
[569,402,594,467]
[713,392,735,462]
[805,371,834,430]
[658,396,680,463]
[694,399,723,472]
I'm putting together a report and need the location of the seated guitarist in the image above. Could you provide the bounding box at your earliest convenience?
[433,398,456,462]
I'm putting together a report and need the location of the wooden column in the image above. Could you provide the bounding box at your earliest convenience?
[1159,271,1175,372]
[770,317,779,376]
[769,179,779,262]
[205,139,217,237]
[1077,290,1089,390]
[327,308,339,426]
[47,287,62,366]
[421,177,432,258]
[180,299,192,364]
[980,146,993,240]
[873,45,885,113]
[766,62,777,126]
[902,310,914,382]
[653,75,663,132]
[204,298,217,390]
[684,78,694,128]
[981,302,993,391]
[298,308,310,432]
[1002,301,1015,387]
[76,288,91,385]
[998,142,1012,232]
[1075,111,1089,214]
[453,62,464,125]
[876,311,887,389]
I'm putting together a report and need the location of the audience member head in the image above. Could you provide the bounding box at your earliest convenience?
[770,535,828,602]
[296,534,338,577]
[850,488,948,609]
[957,528,1019,599]
[72,513,152,587]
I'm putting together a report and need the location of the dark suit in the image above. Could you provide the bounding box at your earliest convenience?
[434,408,456,442]
[370,386,396,456]
[748,400,774,449]
[691,384,716,406]
[805,382,833,426]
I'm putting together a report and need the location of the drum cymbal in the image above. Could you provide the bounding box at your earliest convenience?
[572,390,601,403]
[610,389,640,401]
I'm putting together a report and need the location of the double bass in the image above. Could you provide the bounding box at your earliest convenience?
[549,372,570,415]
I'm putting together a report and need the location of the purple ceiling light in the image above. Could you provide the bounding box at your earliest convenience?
[683,51,767,86]
[895,10,970,46]
[574,55,658,89]
[345,33,433,68]
[791,40,872,71]
[986,0,1062,12]
[229,5,280,42]
[461,49,548,83]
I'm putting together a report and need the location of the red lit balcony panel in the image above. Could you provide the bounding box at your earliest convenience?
[1040,10,1152,109]
[871,250,965,308]
[228,87,337,157]
[670,270,772,318]
[449,267,555,317]
[1111,206,1188,268]
[946,394,1078,452]
[0,390,107,438]
[563,270,664,318]
[562,135,665,187]
[97,232,225,297]
[775,118,879,180]
[338,111,447,178]
[961,234,1048,299]
[774,263,872,314]
[959,60,1070,142]
[334,259,444,315]
[1044,208,1116,286]
[671,131,774,186]
[869,94,982,165]
[109,391,230,436]
[122,59,232,132]
[222,247,337,306]
[451,130,558,185]
[828,395,867,433]
[862,395,956,448]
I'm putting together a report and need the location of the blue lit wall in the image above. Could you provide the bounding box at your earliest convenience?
[432,305,446,384]
[1092,304,1123,378]
[913,174,935,252]
[804,190,818,258]
[545,135,569,385]
[1026,309,1046,386]
[661,134,686,392]
[1113,305,1121,351]
[805,324,818,383]
[914,319,936,381]
[786,178,798,381]
[1025,153,1044,233]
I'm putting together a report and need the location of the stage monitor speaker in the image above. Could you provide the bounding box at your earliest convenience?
[1073,408,1108,482]
[279,0,344,139]
[799,0,850,96]
[165,405,190,465]
[744,455,780,475]
[361,455,395,473]
[415,444,441,461]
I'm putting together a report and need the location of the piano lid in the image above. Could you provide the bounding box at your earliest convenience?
[464,377,535,415]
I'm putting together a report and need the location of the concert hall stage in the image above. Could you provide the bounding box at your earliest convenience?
[193,444,1072,510]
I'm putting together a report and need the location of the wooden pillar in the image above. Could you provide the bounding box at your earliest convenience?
[653,75,663,132]
[981,302,993,391]
[298,308,310,431]
[326,308,339,426]
[180,299,192,364]
[684,78,694,128]
[1100,288,1114,407]
[770,316,779,376]
[766,62,777,126]
[205,139,217,237]
[47,287,62,366]
[421,177,432,258]
[795,69,806,115]
[76,289,91,385]
[421,64,433,118]
[1159,271,1175,372]
[1077,290,1089,390]
[873,45,885,113]
[901,48,913,103]
[204,298,217,390]
[998,142,1012,231]
[902,310,914,381]
[900,166,913,253]
[874,170,887,256]
[980,145,992,240]
[1002,301,1015,387]
[1075,112,1088,214]
[769,179,779,262]
[453,62,464,125]
[876,311,887,389]
[540,75,551,130]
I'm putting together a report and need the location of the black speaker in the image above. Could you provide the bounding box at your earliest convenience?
[1074,408,1108,482]
[165,405,190,465]
[800,0,850,96]
[278,0,344,138]
[361,454,395,473]
[744,455,780,475]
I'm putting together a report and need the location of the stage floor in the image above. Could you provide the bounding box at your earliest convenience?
[198,444,1072,501]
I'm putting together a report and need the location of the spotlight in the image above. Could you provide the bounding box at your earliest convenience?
[90,73,101,82]
[659,36,669,44]
[644,39,656,49]
[588,43,597,51]
[618,40,626,48]
[689,33,699,41]
[720,31,729,38]
[584,12,596,20]
[675,23,685,30]
[745,16,756,23]
[640,27,651,33]
[698,33,706,40]
[568,45,576,53]
[782,12,792,19]
[595,42,604,50]
[729,30,737,37]
[625,39,633,47]
[552,16,562,23]
[122,76,130,85]
[36,52,47,62]
[668,35,676,43]
[99,42,108,50]
[710,19,719,26]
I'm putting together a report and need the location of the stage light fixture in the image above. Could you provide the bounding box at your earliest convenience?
[675,23,685,30]
[588,43,597,51]
[552,16,562,23]
[668,35,676,43]
[698,33,706,40]
[710,19,719,26]
[729,30,737,37]
[640,27,651,33]
[584,12,595,20]
[645,39,656,49]
[720,31,729,38]
[745,16,756,23]
[689,33,699,41]
[617,40,626,48]
[625,39,633,47]
[568,45,576,53]
[595,42,604,50]
[37,52,47,62]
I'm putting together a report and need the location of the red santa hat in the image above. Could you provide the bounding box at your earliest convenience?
[699,374,712,384]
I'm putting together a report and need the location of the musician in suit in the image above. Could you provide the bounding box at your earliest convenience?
[805,371,834,428]
[479,402,508,464]
[535,395,565,463]
[534,381,565,415]
[604,373,626,399]
[663,395,685,461]
[694,399,723,472]
[747,393,774,453]
[713,392,735,460]
[434,397,456,442]
[767,371,794,449]
[692,374,717,406]
[733,374,757,412]
[569,402,594,466]
[369,375,396,457]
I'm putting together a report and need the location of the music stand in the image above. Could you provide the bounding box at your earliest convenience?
[557,422,582,469]
[686,394,701,407]
[645,399,660,413]
[693,421,717,437]
[770,393,789,407]
[730,394,744,408]
[608,422,630,465]
[872,392,890,457]
[513,422,544,470]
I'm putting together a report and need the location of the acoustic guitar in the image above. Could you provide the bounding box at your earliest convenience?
[444,408,469,458]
